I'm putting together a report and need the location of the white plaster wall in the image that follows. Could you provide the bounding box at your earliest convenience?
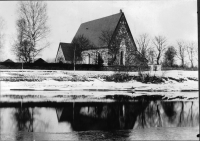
[55,46,66,63]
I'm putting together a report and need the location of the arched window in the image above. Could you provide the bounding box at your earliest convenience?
[85,53,90,64]
[120,51,124,65]
[88,54,90,64]
[97,52,100,64]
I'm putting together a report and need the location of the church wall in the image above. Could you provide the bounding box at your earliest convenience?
[107,14,146,67]
[82,48,109,66]
[55,46,67,63]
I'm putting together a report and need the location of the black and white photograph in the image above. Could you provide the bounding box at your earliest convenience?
[0,0,199,140]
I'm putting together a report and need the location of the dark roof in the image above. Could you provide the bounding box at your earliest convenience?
[73,12,123,48]
[34,58,47,64]
[4,59,14,63]
[59,43,74,61]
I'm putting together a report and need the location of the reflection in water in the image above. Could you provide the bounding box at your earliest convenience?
[14,108,33,132]
[56,101,199,131]
[0,101,199,140]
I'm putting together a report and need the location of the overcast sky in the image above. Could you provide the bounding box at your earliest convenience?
[0,0,197,62]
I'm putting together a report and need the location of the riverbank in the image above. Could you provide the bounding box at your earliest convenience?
[1,69,198,92]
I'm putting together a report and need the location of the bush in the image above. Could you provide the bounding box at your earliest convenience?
[134,70,164,84]
[104,72,133,82]
[53,75,90,82]
[104,71,165,83]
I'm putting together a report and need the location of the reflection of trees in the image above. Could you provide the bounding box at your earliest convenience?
[14,107,33,132]
[3,100,197,137]
[131,101,150,128]
[135,101,163,128]
[11,100,199,133]
[177,101,198,127]
[161,101,198,127]
[14,107,34,141]
[11,101,198,134]
[178,101,184,127]
[13,107,53,133]
[32,107,55,133]
[187,102,194,126]
[161,102,177,123]
[55,101,199,131]
[156,103,162,127]
[0,109,2,132]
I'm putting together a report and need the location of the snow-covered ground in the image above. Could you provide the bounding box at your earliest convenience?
[0,69,199,102]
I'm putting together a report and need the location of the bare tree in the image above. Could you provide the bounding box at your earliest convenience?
[147,48,156,64]
[72,35,93,64]
[186,42,196,68]
[176,41,186,67]
[163,46,177,67]
[136,33,150,60]
[13,18,34,62]
[99,29,113,47]
[99,29,148,67]
[194,45,198,62]
[13,1,50,63]
[152,36,167,65]
[99,29,121,65]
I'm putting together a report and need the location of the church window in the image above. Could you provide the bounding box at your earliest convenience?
[120,51,124,65]
[85,53,90,64]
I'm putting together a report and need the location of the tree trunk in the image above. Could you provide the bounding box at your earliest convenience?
[181,59,184,68]
[157,52,161,65]
[191,61,194,68]
[157,56,160,65]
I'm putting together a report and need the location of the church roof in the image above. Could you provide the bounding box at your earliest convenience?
[59,42,74,61]
[73,12,123,48]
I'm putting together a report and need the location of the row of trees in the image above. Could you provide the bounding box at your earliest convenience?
[136,33,198,68]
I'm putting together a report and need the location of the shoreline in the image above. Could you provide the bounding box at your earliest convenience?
[1,70,199,102]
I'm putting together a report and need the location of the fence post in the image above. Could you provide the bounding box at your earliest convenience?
[74,45,76,71]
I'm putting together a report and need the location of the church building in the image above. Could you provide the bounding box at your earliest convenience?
[55,10,147,66]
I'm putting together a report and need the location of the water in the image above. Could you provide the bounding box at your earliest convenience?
[0,100,199,140]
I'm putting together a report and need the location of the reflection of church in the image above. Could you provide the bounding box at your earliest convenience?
[56,102,150,131]
[3,100,198,133]
[55,10,147,66]
[55,101,199,131]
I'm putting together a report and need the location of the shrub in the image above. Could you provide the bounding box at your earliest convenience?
[104,70,166,83]
[53,75,90,82]
[104,72,133,82]
[134,70,164,84]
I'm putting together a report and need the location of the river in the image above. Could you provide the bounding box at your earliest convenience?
[0,96,199,140]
